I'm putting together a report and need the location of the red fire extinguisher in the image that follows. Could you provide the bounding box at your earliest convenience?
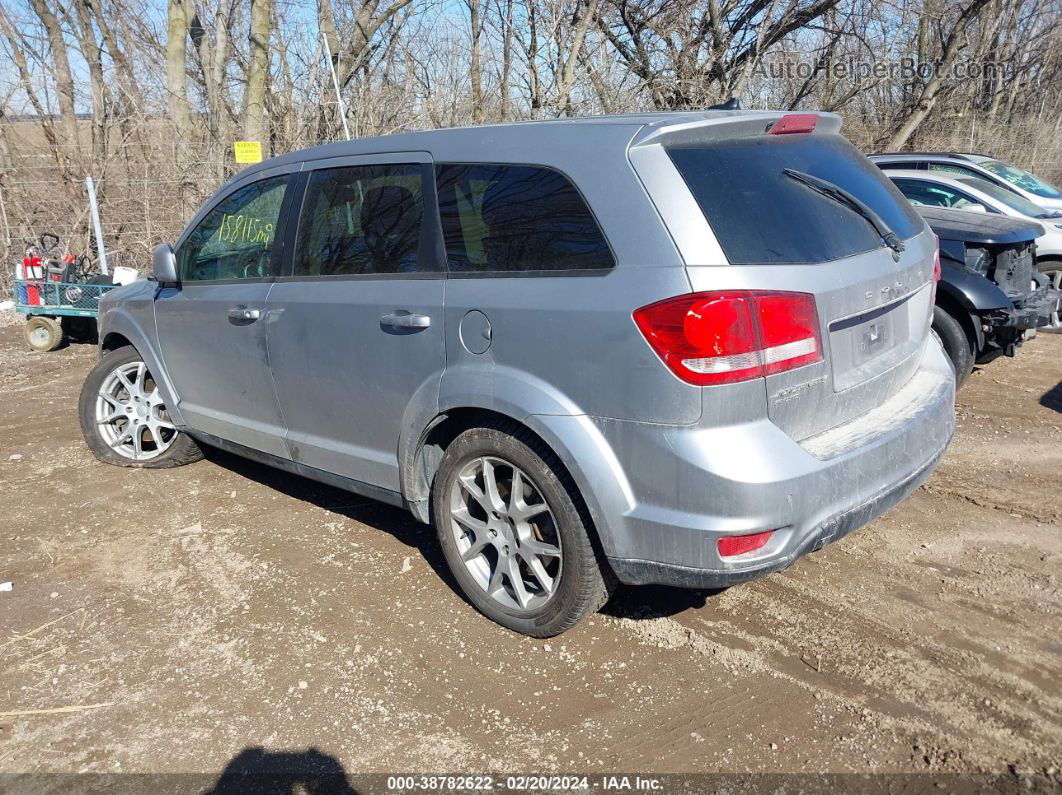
[22,246,43,305]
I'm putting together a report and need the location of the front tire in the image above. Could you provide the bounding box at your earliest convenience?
[932,306,975,388]
[432,423,613,637]
[78,346,203,468]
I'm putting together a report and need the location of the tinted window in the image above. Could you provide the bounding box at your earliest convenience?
[892,179,986,211]
[977,159,1062,199]
[668,135,924,265]
[179,175,288,281]
[956,177,1052,217]
[435,163,613,273]
[295,164,429,276]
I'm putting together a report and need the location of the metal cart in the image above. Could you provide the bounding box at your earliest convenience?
[13,278,119,352]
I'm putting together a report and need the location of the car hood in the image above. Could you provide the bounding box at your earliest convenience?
[916,207,1044,245]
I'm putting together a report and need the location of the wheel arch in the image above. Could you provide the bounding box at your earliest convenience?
[934,289,983,355]
[95,311,186,427]
[402,406,633,561]
[101,331,132,353]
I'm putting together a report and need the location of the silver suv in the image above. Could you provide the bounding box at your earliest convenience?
[79,112,955,636]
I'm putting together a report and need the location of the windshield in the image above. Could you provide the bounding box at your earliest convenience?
[956,177,1056,218]
[668,134,923,265]
[976,159,1062,200]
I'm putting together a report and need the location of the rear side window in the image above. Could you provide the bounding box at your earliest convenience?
[295,164,431,276]
[435,163,614,273]
[668,135,924,265]
[928,163,983,179]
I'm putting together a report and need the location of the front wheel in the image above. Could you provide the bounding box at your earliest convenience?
[433,424,614,637]
[78,346,203,468]
[1041,265,1062,333]
[932,306,975,388]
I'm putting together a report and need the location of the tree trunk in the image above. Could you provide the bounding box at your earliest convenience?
[166,0,193,161]
[71,0,108,167]
[499,0,514,120]
[883,0,993,150]
[244,0,272,153]
[28,0,81,156]
[556,0,599,114]
[468,0,483,123]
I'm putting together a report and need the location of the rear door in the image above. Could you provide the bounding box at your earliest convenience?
[265,153,446,491]
[154,169,295,457]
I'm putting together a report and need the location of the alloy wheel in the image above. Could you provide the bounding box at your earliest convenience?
[95,361,177,461]
[448,455,563,611]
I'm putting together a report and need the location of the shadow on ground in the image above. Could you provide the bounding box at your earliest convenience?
[602,583,721,621]
[1040,380,1062,413]
[206,746,355,794]
[201,445,451,580]
[201,445,718,625]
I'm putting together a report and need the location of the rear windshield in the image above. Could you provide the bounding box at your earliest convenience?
[668,135,924,265]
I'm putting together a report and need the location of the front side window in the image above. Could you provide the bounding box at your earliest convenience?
[976,159,1062,200]
[956,176,1056,217]
[179,176,289,282]
[435,163,614,273]
[295,164,428,276]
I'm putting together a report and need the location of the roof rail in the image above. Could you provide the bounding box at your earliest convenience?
[870,152,974,161]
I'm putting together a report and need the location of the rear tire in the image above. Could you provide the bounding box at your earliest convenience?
[432,422,614,637]
[25,316,64,352]
[79,346,203,468]
[932,306,975,388]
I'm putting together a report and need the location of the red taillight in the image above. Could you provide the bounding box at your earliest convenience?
[633,291,823,386]
[930,235,941,305]
[718,531,774,557]
[769,114,818,134]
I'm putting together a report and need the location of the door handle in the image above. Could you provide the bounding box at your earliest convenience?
[381,311,431,329]
[227,306,261,325]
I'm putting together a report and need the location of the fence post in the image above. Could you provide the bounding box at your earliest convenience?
[86,176,109,276]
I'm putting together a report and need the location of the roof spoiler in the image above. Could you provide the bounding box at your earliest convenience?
[630,111,843,149]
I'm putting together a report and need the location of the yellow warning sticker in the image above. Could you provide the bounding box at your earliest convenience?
[233,141,263,164]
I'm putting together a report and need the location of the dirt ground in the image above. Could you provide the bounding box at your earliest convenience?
[0,313,1059,787]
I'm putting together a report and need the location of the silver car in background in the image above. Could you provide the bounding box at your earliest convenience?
[80,111,955,636]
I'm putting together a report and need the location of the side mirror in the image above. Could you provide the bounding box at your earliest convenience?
[964,203,988,214]
[151,244,178,284]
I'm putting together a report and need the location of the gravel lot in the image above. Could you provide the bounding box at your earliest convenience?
[0,315,1059,786]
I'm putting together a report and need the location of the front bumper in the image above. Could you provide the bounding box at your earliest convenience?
[990,283,1062,330]
[596,338,956,588]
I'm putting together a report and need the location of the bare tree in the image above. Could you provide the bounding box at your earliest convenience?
[244,0,272,150]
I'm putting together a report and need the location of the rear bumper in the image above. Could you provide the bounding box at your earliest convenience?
[592,337,955,588]
[609,444,944,588]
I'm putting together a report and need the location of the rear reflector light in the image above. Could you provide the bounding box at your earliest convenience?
[633,291,823,386]
[718,531,774,557]
[769,114,818,134]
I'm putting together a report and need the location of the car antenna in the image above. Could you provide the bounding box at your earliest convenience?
[708,97,742,111]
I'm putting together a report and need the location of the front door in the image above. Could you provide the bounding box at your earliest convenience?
[265,155,446,491]
[155,171,294,457]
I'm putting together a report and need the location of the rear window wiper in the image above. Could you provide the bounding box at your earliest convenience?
[783,168,906,257]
